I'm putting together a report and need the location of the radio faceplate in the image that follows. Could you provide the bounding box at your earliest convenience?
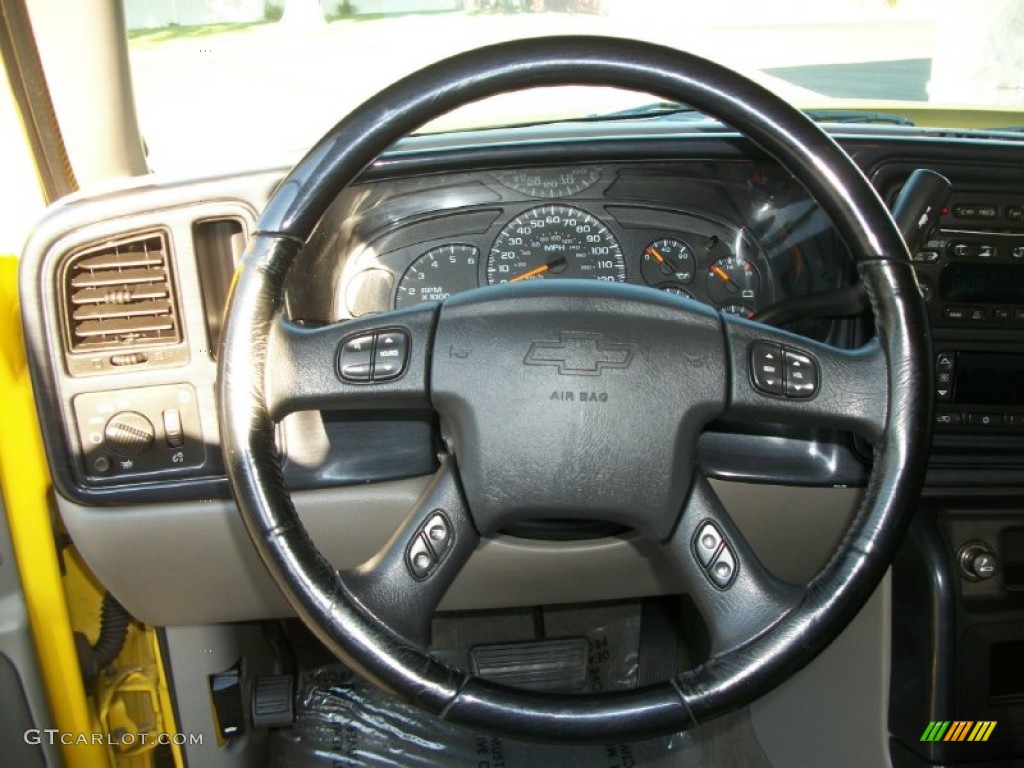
[913,229,1024,329]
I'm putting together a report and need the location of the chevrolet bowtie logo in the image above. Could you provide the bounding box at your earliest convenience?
[524,332,637,376]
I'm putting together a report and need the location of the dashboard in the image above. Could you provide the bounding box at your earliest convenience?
[16,123,1024,763]
[323,162,845,329]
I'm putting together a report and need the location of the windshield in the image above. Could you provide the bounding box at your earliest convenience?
[125,0,1024,175]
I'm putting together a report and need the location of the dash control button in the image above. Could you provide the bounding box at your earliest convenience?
[709,546,737,589]
[694,522,724,567]
[162,409,184,448]
[373,331,409,381]
[338,335,375,382]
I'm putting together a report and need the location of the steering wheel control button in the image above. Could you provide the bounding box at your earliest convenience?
[694,522,724,566]
[338,334,375,382]
[406,511,454,580]
[372,331,409,381]
[692,520,737,589]
[104,411,155,456]
[750,342,784,394]
[709,546,737,589]
[337,330,410,383]
[751,342,819,398]
[407,534,436,580]
[425,512,452,555]
[784,348,819,398]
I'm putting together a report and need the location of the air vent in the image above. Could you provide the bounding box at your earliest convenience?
[61,231,185,374]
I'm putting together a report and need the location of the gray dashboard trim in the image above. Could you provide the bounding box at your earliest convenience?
[57,477,861,626]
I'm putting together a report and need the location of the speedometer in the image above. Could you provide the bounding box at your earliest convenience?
[486,205,625,285]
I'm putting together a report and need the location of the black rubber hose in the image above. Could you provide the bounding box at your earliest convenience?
[92,592,131,671]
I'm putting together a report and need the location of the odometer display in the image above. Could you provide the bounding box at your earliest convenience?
[487,205,625,285]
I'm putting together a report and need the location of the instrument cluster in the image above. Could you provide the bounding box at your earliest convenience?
[331,163,847,328]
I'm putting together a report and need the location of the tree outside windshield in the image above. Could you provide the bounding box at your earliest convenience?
[123,0,1024,175]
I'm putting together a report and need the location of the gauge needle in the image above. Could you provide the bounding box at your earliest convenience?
[509,264,550,282]
[509,255,567,283]
[645,246,674,274]
[710,264,739,291]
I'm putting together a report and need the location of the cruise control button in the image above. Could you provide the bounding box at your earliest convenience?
[693,522,723,567]
[709,546,737,589]
[424,512,451,556]
[407,534,436,580]
[339,334,375,382]
[784,348,819,398]
[373,331,409,381]
[750,341,784,395]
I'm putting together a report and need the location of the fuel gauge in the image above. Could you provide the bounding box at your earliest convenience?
[641,239,695,286]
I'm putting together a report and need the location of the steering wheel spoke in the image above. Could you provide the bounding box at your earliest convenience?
[722,314,889,443]
[662,473,803,655]
[264,304,437,420]
[343,459,479,648]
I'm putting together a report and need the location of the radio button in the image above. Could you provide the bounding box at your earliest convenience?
[1010,414,1024,428]
[1007,206,1023,221]
[936,352,954,371]
[1015,309,1024,322]
[953,204,997,219]
[967,308,988,322]
[976,244,995,259]
[1012,246,1024,260]
[943,307,967,321]
[967,413,1004,428]
[951,244,971,258]
[935,412,962,428]
[993,308,1011,321]
[913,250,940,263]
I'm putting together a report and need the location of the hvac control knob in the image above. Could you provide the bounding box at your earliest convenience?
[958,541,998,581]
[104,411,155,456]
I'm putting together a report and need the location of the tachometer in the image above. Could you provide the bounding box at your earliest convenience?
[486,205,625,285]
[394,244,480,308]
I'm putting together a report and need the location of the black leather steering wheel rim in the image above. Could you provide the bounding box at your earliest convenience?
[218,36,931,741]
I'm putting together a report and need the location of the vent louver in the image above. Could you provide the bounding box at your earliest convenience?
[63,232,181,354]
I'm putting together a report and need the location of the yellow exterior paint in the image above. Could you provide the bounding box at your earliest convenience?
[0,255,105,766]
[0,257,182,767]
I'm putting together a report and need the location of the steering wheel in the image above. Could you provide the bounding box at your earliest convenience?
[218,37,930,741]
